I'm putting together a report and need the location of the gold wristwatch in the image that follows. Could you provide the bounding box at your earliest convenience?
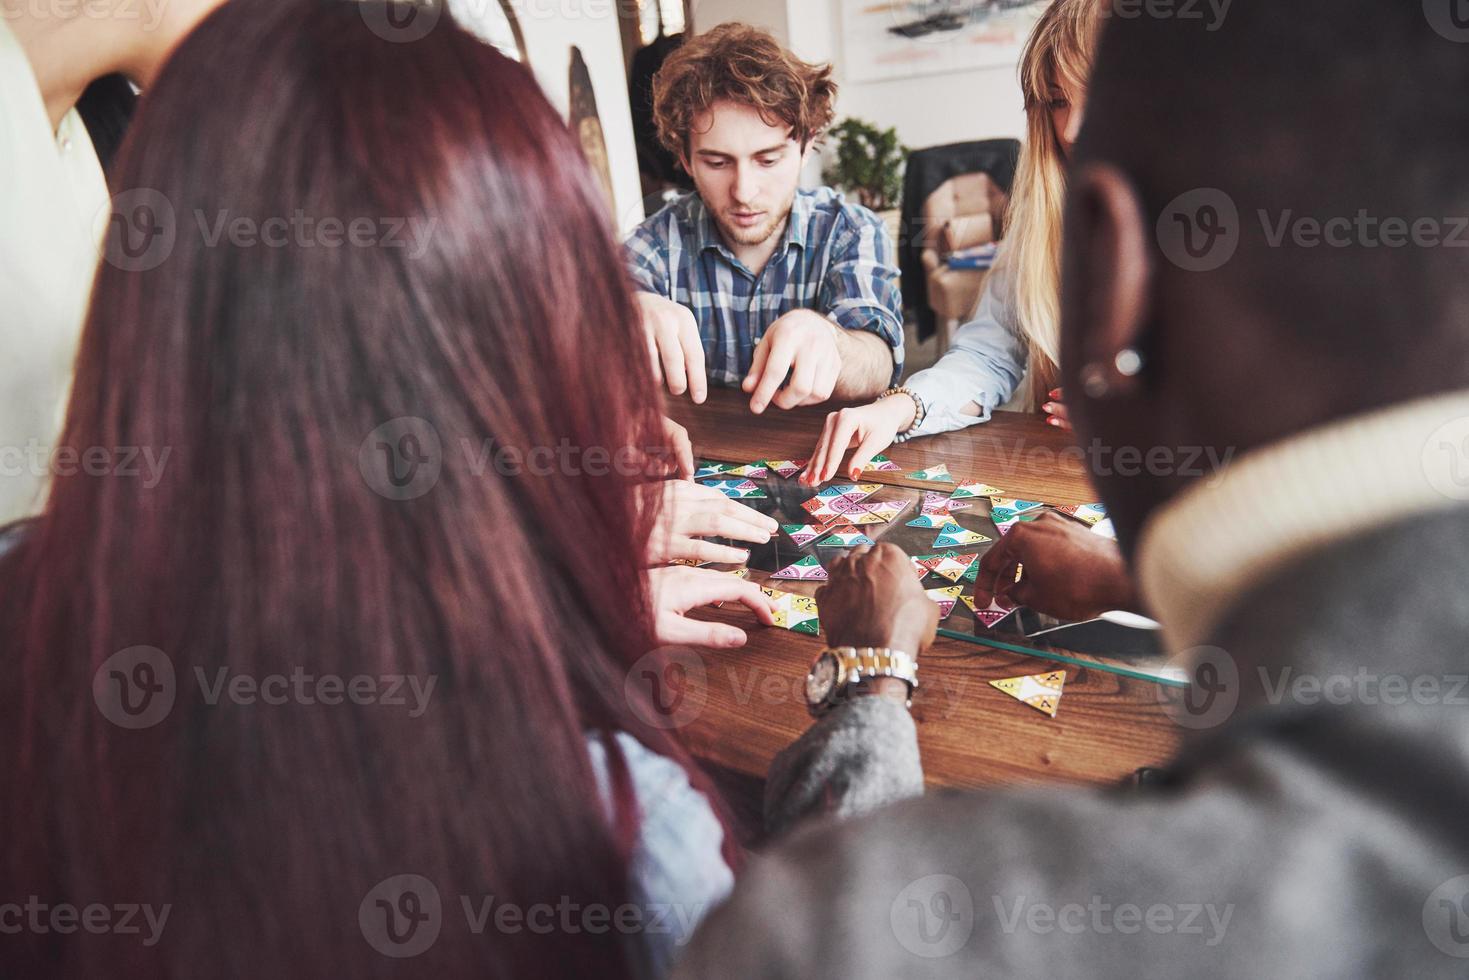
[804,646,919,716]
[880,386,926,441]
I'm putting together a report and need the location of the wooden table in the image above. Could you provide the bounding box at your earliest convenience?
[666,389,1182,792]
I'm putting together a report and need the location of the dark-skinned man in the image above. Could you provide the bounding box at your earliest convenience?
[675,2,1469,976]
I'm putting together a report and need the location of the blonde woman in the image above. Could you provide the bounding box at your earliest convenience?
[806,0,1100,483]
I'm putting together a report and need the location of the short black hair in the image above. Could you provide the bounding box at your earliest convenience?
[1078,1,1469,364]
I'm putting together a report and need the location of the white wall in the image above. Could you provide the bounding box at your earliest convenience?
[511,4,646,232]
[690,0,790,44]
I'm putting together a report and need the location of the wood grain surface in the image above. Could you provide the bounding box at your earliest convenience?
[664,389,1183,790]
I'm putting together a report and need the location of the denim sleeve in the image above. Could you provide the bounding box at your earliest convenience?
[819,209,905,385]
[904,253,1029,437]
[587,732,735,980]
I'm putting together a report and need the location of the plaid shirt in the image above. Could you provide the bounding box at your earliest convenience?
[624,188,904,387]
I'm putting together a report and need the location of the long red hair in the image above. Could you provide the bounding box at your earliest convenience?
[0,1,725,975]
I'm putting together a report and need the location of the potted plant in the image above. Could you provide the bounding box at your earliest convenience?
[822,118,907,215]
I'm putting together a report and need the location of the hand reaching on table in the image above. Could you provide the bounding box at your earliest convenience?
[638,292,707,404]
[974,511,1138,622]
[740,310,844,414]
[818,543,939,658]
[643,479,778,566]
[802,394,916,486]
[649,565,777,648]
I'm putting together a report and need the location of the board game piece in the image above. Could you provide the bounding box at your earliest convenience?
[925,585,964,620]
[695,461,735,479]
[913,551,979,583]
[760,585,820,635]
[765,459,808,479]
[816,526,876,548]
[723,461,769,479]
[933,523,992,548]
[962,594,1019,628]
[993,513,1040,536]
[771,555,828,581]
[906,513,951,529]
[950,480,1005,500]
[851,499,912,523]
[861,454,902,472]
[700,478,769,499]
[988,498,1045,522]
[1056,502,1107,526]
[907,463,955,483]
[781,524,832,547]
[921,490,973,515]
[989,670,1066,718]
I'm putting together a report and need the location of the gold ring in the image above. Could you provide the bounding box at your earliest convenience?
[1014,562,1025,584]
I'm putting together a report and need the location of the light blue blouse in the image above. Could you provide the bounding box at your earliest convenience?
[587,732,735,980]
[904,248,1031,437]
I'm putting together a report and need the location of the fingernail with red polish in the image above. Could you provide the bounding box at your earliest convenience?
[1049,388,1062,399]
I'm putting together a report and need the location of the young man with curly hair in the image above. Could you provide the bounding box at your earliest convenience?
[625,24,904,414]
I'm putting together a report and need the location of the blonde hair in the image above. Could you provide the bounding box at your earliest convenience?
[998,0,1102,400]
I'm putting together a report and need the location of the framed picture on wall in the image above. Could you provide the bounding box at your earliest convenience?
[841,0,1047,84]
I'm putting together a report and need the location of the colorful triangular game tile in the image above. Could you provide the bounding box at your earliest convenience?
[816,484,859,500]
[1056,503,1107,526]
[908,556,932,580]
[921,490,972,515]
[771,555,828,581]
[816,526,876,548]
[765,459,809,479]
[994,513,1040,536]
[989,670,1066,718]
[694,461,735,480]
[908,463,954,483]
[917,551,979,583]
[841,510,891,527]
[962,594,1019,628]
[906,513,951,529]
[989,497,1045,518]
[862,454,902,472]
[933,523,992,548]
[724,461,769,479]
[950,480,1006,500]
[925,585,964,620]
[781,524,829,547]
[760,585,821,635]
[852,499,912,523]
[700,478,768,499]
[801,498,848,522]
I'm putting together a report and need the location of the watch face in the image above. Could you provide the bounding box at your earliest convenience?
[805,653,838,706]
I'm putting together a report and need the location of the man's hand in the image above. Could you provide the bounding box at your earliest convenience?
[740,310,844,414]
[975,511,1138,622]
[817,543,939,657]
[643,480,779,566]
[803,395,917,486]
[658,416,695,480]
[648,566,777,648]
[637,292,707,403]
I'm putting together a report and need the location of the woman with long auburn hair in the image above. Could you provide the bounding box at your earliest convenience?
[0,1,769,976]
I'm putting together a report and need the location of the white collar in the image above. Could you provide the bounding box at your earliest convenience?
[1136,390,1469,652]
